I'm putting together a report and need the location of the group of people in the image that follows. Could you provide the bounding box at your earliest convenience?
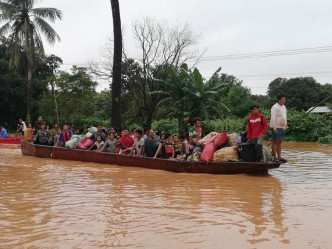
[11,95,287,162]
[29,116,203,160]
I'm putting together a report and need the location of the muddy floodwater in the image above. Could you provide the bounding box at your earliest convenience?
[0,143,331,249]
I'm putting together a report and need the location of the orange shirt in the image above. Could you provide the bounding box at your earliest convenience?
[24,128,33,142]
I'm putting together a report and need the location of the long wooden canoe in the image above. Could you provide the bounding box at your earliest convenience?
[20,140,281,174]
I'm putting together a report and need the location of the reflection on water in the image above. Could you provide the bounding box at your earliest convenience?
[0,143,331,248]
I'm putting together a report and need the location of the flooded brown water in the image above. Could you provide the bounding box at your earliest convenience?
[0,143,331,249]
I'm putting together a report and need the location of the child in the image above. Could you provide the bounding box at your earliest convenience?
[24,123,33,142]
[90,135,104,151]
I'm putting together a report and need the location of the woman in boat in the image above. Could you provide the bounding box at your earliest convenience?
[99,133,117,153]
[153,133,175,159]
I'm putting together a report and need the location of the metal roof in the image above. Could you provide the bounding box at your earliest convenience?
[306,106,332,113]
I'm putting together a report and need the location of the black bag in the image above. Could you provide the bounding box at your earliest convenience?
[238,143,262,162]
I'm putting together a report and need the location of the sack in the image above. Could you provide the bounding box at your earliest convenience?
[187,152,201,162]
[213,146,239,162]
[165,143,174,154]
[76,138,94,150]
[228,133,240,147]
[200,143,215,162]
[88,127,98,134]
[214,132,228,147]
[198,132,219,145]
[262,146,272,162]
[65,137,80,149]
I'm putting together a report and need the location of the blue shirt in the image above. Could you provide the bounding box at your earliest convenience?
[0,128,8,138]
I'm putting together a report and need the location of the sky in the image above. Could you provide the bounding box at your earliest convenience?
[38,0,332,94]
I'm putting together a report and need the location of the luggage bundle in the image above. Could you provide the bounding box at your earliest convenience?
[213,146,239,162]
[187,131,271,163]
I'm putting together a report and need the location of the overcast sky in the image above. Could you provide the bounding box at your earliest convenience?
[39,0,332,94]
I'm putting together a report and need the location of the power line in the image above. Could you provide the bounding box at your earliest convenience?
[198,45,332,61]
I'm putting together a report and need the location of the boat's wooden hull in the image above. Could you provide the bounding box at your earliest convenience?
[20,140,281,174]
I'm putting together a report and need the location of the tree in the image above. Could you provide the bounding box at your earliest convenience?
[110,0,122,130]
[132,18,201,129]
[267,77,330,111]
[152,65,229,132]
[0,0,62,121]
[37,66,99,125]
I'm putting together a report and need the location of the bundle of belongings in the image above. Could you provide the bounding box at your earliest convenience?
[189,132,271,163]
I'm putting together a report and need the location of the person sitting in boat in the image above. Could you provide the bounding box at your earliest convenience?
[99,133,117,153]
[153,133,175,159]
[142,130,159,158]
[53,129,61,147]
[33,116,46,135]
[55,124,71,147]
[246,105,268,161]
[172,134,182,158]
[89,135,104,151]
[130,129,145,156]
[188,118,203,154]
[116,129,134,155]
[68,123,74,136]
[16,118,26,135]
[90,125,106,142]
[181,132,190,159]
[0,126,8,138]
[24,123,33,142]
[33,124,50,145]
[48,123,59,146]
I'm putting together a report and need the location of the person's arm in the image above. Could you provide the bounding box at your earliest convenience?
[270,106,277,133]
[246,118,251,140]
[137,141,144,157]
[172,144,175,158]
[130,140,137,155]
[33,131,39,143]
[153,143,163,159]
[261,115,268,137]
[142,140,147,156]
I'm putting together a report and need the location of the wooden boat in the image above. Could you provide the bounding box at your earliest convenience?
[0,136,24,145]
[20,140,281,174]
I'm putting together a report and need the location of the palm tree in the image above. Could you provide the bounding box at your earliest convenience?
[0,0,62,121]
[110,0,122,130]
[152,64,230,132]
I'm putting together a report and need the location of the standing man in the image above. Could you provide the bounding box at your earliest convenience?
[188,118,203,153]
[246,105,268,161]
[16,118,27,135]
[34,116,46,135]
[143,130,159,157]
[270,95,288,163]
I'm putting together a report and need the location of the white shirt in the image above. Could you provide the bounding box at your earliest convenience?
[22,121,27,131]
[134,137,145,154]
[270,103,287,129]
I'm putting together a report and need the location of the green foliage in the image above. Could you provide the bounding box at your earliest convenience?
[152,119,178,134]
[267,77,332,111]
[222,85,251,117]
[318,135,332,144]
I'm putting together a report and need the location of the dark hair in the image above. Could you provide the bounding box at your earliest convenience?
[277,94,285,100]
[193,118,201,124]
[250,105,259,111]
[136,129,143,135]
[164,132,171,139]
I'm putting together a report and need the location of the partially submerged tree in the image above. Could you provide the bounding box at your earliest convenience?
[0,0,62,122]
